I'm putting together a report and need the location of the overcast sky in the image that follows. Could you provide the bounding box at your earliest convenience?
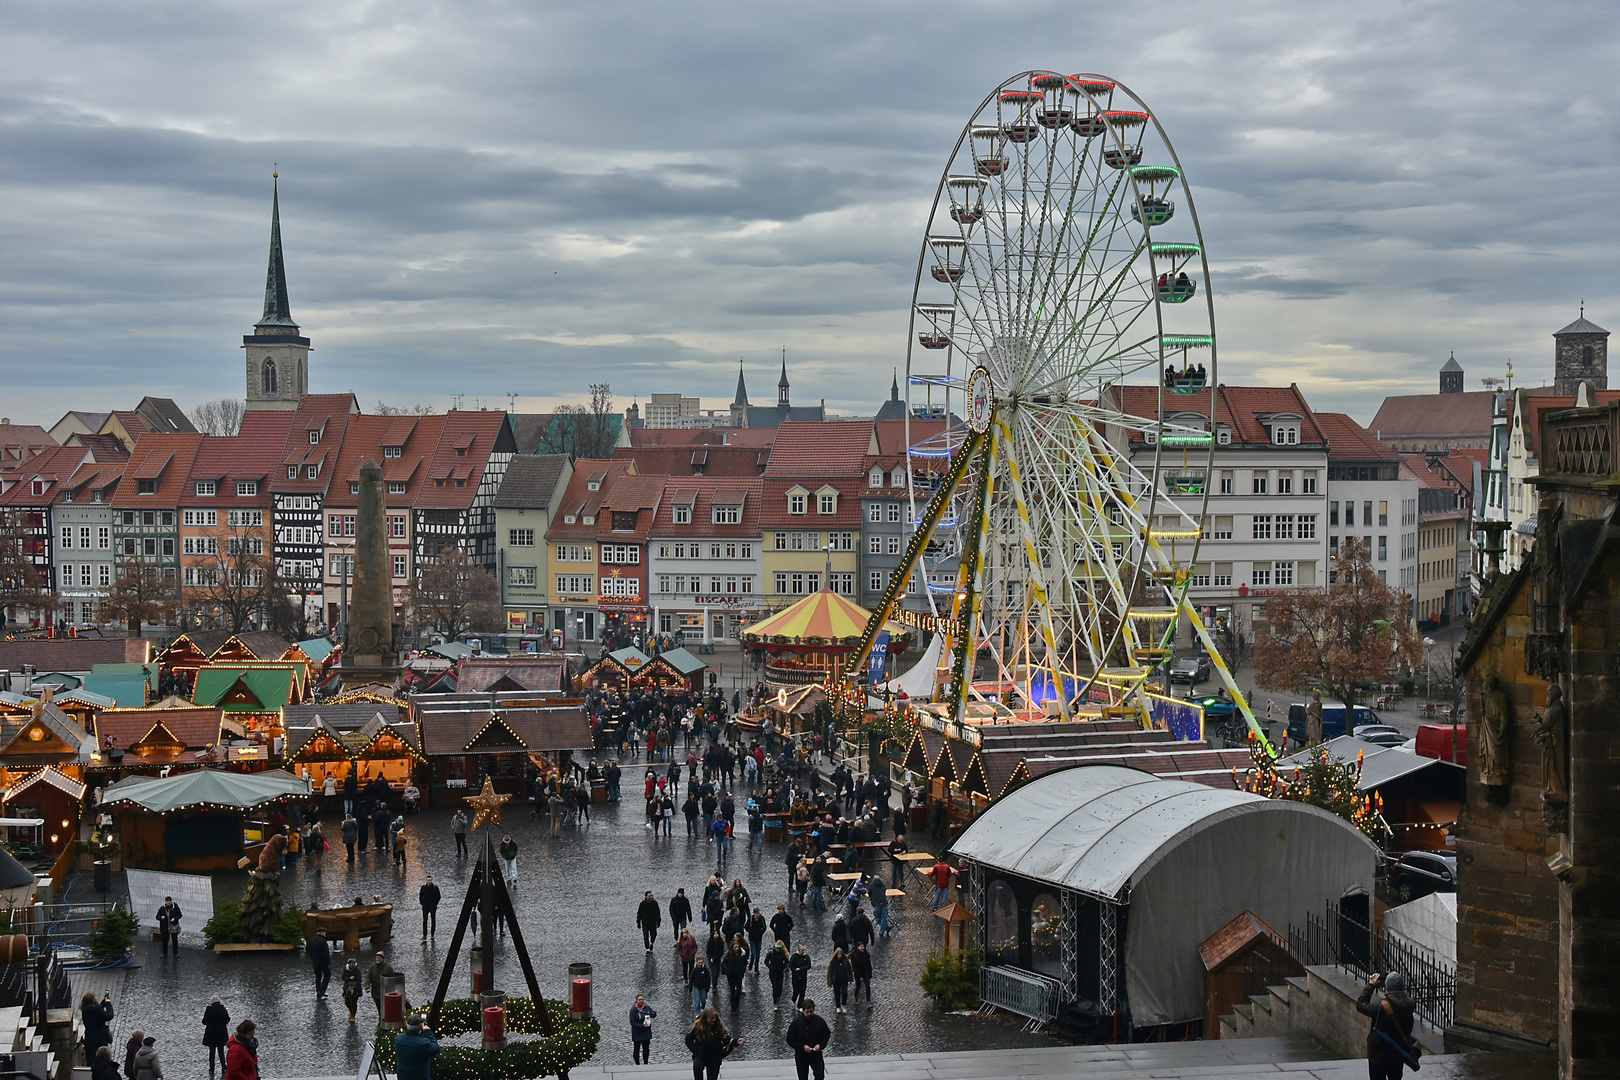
[1,1,1616,428]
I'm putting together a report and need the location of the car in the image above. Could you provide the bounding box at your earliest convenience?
[1389,851,1457,903]
[1358,730,1408,748]
[1352,723,1402,738]
[1169,656,1211,684]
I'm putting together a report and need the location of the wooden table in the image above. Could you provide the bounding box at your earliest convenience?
[828,872,863,882]
[894,852,938,863]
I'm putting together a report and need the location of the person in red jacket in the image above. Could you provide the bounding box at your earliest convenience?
[929,859,955,909]
[225,1019,258,1080]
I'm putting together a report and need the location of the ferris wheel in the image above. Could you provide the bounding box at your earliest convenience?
[856,71,1260,738]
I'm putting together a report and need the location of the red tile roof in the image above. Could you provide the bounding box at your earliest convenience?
[596,473,666,541]
[547,460,635,541]
[0,446,94,506]
[1313,413,1398,461]
[1369,391,1494,442]
[1104,384,1327,446]
[649,477,763,537]
[271,396,358,496]
[759,478,865,527]
[763,421,875,477]
[613,444,768,477]
[184,413,295,508]
[414,411,515,510]
[111,434,204,507]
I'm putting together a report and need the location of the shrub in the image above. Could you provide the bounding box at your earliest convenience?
[920,946,981,1011]
[87,904,138,959]
[271,906,307,947]
[203,900,247,947]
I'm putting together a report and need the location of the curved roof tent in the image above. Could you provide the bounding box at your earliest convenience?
[948,764,1376,1026]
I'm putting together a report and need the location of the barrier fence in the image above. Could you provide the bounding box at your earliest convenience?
[979,964,1061,1031]
[1288,900,1456,1031]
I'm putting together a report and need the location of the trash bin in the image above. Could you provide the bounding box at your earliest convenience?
[93,860,111,894]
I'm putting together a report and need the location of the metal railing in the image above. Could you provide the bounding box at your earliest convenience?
[1288,901,1456,1031]
[979,964,1060,1031]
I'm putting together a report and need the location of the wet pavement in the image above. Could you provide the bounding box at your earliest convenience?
[85,770,1052,1078]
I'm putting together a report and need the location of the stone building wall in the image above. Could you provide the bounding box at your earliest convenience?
[1553,333,1607,397]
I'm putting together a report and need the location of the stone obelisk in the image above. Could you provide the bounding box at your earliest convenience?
[346,460,397,668]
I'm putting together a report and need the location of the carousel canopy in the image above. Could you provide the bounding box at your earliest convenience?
[741,589,910,648]
[101,768,309,814]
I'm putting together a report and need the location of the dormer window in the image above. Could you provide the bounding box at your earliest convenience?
[869,467,882,488]
[309,430,321,445]
[92,490,103,503]
[890,467,905,488]
[306,465,319,479]
[62,490,74,503]
[818,492,837,515]
[1216,428,1232,445]
[136,479,156,494]
[195,481,216,497]
[31,480,45,496]
[564,514,577,525]
[788,492,806,515]
[287,466,299,479]
[384,446,402,459]
[583,514,596,525]
[674,506,691,525]
[236,481,258,496]
[712,504,740,525]
[350,483,361,495]
[1271,425,1298,445]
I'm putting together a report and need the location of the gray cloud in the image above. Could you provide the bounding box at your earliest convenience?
[1,0,1618,424]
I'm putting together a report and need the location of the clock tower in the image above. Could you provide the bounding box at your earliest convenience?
[243,175,309,410]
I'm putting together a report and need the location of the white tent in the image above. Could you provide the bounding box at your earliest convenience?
[873,632,944,701]
[949,764,1377,1026]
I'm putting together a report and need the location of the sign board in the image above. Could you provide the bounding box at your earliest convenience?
[868,630,889,686]
[967,366,993,432]
[125,868,214,932]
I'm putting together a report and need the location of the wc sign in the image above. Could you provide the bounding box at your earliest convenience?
[868,630,889,686]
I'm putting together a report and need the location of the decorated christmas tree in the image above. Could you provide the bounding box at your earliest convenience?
[238,833,287,942]
[1235,732,1383,838]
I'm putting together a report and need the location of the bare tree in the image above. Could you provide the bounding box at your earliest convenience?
[191,399,245,436]
[264,561,319,642]
[103,558,177,637]
[538,384,617,460]
[407,549,502,641]
[1253,537,1425,710]
[182,524,275,632]
[374,401,438,416]
[0,512,51,628]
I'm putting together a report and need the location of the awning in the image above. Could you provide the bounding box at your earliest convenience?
[100,769,309,814]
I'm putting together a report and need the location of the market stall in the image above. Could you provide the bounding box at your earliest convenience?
[100,768,311,872]
[741,589,911,684]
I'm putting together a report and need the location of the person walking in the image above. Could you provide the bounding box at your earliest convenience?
[830,913,849,955]
[630,995,657,1065]
[419,876,441,939]
[825,949,853,1014]
[366,952,396,1017]
[711,814,731,862]
[850,943,872,1004]
[870,883,891,938]
[155,896,182,955]
[548,790,565,837]
[770,903,794,947]
[785,999,832,1080]
[676,929,699,984]
[81,992,114,1061]
[575,782,592,825]
[394,1015,440,1080]
[499,834,519,884]
[796,860,811,908]
[789,945,811,1007]
[721,941,748,1011]
[124,1029,144,1080]
[849,906,874,949]
[684,1008,742,1080]
[1357,972,1422,1079]
[309,928,332,998]
[91,1047,120,1080]
[638,891,663,953]
[341,812,358,862]
[392,820,409,870]
[705,925,726,973]
[224,1020,258,1080]
[131,1036,162,1080]
[784,838,802,892]
[451,810,469,858]
[746,908,766,973]
[689,957,712,1016]
[670,888,693,940]
[201,999,230,1075]
[341,959,364,1023]
[765,941,789,1009]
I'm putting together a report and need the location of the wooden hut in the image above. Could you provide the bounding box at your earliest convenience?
[1199,910,1302,1036]
[0,767,86,853]
[91,706,223,773]
[282,702,422,793]
[100,768,311,872]
[191,665,306,738]
[415,700,590,805]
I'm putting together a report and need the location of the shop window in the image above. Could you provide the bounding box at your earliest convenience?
[985,880,1019,966]
[1030,893,1063,979]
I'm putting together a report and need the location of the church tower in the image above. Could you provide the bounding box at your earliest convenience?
[1553,307,1608,397]
[777,354,791,409]
[243,175,309,410]
[730,360,749,427]
[1439,352,1464,394]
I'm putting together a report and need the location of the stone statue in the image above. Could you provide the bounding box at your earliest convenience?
[1478,673,1512,793]
[1305,691,1324,746]
[1533,684,1569,802]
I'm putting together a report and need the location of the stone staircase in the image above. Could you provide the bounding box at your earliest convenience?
[1218,965,1447,1059]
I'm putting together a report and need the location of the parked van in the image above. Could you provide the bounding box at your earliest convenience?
[1285,701,1383,746]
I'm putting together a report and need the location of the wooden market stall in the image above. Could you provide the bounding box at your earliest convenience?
[91,707,224,774]
[414,700,590,806]
[100,768,311,872]
[642,648,711,693]
[191,664,307,739]
[282,701,422,793]
[0,768,85,854]
[581,647,652,692]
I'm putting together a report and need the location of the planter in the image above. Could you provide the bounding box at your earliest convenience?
[211,942,298,952]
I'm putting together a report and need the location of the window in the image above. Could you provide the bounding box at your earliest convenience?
[97,527,109,549]
[1252,564,1272,586]
[773,532,788,551]
[1252,475,1268,495]
[136,479,156,494]
[868,535,882,554]
[710,544,722,559]
[60,526,72,549]
[600,544,641,565]
[774,571,789,594]
[887,503,902,523]
[509,528,536,547]
[869,570,883,592]
[227,510,263,527]
[891,467,905,488]
[58,565,72,589]
[1278,475,1293,495]
[712,504,740,525]
[183,536,218,555]
[788,493,806,515]
[183,510,218,526]
[831,572,853,595]
[79,526,91,549]
[1301,472,1318,494]
[309,429,321,444]
[985,881,1018,966]
[818,492,836,515]
[1363,502,1373,529]
[390,515,406,538]
[1329,501,1339,526]
[195,481,216,497]
[344,515,356,537]
[1219,471,1233,495]
[1216,428,1232,445]
[1271,424,1299,445]
[1276,514,1295,539]
[868,504,883,523]
[1378,536,1387,561]
[1344,502,1355,526]
[869,467,882,488]
[99,564,110,586]
[1213,516,1234,540]
[509,566,537,586]
[886,535,901,555]
[306,465,319,479]
[599,576,640,598]
[288,466,299,479]
[1273,561,1295,585]
[1378,501,1388,526]
[1252,515,1272,540]
[556,574,593,594]
[348,483,360,495]
[831,531,854,551]
[674,506,691,524]
[1298,514,1317,539]
[383,446,402,459]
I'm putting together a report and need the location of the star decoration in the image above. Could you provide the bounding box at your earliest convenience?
[464,778,512,832]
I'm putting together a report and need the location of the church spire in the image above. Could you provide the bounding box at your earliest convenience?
[778,349,790,408]
[891,368,900,400]
[733,359,749,408]
[256,173,297,331]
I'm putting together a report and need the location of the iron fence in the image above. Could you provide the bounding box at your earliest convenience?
[979,964,1060,1031]
[1288,900,1456,1031]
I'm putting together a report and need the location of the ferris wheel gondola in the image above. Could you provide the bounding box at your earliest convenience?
[852,69,1264,746]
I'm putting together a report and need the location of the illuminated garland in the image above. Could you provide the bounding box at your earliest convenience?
[372,997,599,1080]
[1234,733,1383,838]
